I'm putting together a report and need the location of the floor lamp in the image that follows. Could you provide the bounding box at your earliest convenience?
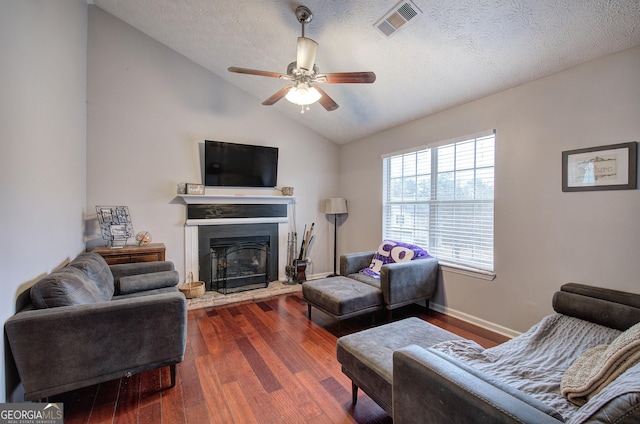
[325,198,348,277]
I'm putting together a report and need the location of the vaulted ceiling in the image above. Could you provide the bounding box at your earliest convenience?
[92,0,640,144]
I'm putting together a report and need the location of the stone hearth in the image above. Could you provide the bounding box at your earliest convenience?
[186,280,301,310]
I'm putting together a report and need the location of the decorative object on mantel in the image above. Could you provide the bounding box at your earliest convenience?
[186,183,205,195]
[176,183,186,194]
[179,272,205,299]
[135,231,152,246]
[562,142,637,192]
[96,206,134,248]
[325,198,348,277]
[281,186,294,196]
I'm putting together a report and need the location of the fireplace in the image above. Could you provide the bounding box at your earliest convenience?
[209,236,269,293]
[181,195,294,290]
[198,223,279,293]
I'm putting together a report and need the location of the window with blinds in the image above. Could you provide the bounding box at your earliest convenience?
[382,132,495,273]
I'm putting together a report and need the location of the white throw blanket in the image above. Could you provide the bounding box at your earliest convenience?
[561,322,640,406]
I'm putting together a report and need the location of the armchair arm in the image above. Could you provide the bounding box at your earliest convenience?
[393,345,563,424]
[340,251,375,276]
[109,261,175,280]
[5,292,186,400]
[379,257,438,308]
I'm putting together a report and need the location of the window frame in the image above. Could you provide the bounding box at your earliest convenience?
[382,131,496,280]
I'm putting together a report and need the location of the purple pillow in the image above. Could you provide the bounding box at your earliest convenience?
[360,240,431,278]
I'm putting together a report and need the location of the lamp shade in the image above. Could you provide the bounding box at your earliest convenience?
[325,198,348,214]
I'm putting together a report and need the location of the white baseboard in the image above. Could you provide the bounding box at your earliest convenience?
[430,302,521,339]
[278,271,332,284]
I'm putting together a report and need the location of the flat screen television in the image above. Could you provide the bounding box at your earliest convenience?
[204,140,278,188]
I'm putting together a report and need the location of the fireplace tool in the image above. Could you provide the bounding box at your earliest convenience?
[285,231,298,284]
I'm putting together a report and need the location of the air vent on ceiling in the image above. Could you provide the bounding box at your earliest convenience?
[374,1,422,37]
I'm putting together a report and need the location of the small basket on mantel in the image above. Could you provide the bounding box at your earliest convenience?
[179,272,205,299]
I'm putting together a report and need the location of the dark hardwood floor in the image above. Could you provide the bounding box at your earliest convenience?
[55,291,510,423]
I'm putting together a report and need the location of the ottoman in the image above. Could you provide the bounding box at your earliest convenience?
[336,317,464,415]
[302,276,383,334]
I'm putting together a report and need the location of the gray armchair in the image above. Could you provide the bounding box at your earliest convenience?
[340,250,439,313]
[5,252,187,401]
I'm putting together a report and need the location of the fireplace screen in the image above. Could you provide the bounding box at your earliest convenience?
[210,236,269,294]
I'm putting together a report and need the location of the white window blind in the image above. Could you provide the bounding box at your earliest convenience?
[382,132,495,273]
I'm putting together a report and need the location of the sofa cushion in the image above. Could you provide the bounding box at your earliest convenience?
[68,252,115,300]
[360,240,430,278]
[30,267,103,308]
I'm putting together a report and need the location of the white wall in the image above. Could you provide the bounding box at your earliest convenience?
[0,0,88,402]
[340,45,640,334]
[86,6,339,279]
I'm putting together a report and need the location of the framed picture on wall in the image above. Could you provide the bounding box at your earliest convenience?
[562,142,637,192]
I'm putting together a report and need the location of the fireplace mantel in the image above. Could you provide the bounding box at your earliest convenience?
[178,194,296,205]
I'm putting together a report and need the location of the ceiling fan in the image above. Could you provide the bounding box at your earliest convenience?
[228,5,376,113]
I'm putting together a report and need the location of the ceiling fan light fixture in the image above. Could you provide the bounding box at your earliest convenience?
[285,83,322,106]
[296,37,318,73]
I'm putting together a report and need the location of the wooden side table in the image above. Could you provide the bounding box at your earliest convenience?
[92,243,166,265]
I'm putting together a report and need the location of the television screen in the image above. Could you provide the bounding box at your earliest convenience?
[204,140,278,188]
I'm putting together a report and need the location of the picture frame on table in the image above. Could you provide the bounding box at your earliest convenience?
[562,142,637,192]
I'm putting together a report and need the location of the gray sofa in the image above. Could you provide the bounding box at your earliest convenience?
[5,252,187,401]
[340,250,439,315]
[337,283,640,423]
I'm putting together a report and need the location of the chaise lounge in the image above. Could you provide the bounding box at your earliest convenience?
[337,283,640,423]
[5,252,187,401]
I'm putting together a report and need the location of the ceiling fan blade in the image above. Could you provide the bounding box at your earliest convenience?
[313,85,339,111]
[262,85,294,105]
[296,37,318,73]
[315,71,376,84]
[228,67,286,79]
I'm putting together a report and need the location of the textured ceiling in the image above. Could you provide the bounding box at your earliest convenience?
[92,0,640,144]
